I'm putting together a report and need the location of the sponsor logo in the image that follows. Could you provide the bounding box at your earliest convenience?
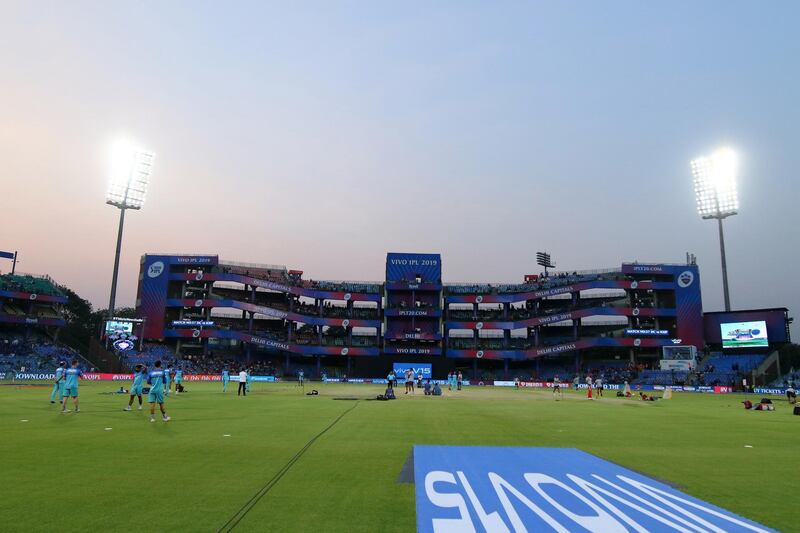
[257,306,288,319]
[476,322,484,330]
[632,308,640,316]
[393,363,432,376]
[194,299,204,307]
[538,313,572,325]
[389,258,438,266]
[392,348,433,354]
[677,270,695,288]
[192,329,201,338]
[195,272,204,281]
[175,257,214,264]
[29,293,38,301]
[414,446,772,533]
[633,338,642,347]
[476,350,484,358]
[147,261,165,278]
[475,295,483,304]
[342,319,350,327]
[344,293,352,301]
[341,348,349,356]
[671,338,683,344]
[112,339,135,351]
[630,280,639,289]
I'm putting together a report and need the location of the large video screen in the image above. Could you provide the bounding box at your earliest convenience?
[105,320,133,336]
[720,320,769,349]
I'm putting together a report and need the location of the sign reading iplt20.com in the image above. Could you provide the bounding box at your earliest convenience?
[413,446,773,533]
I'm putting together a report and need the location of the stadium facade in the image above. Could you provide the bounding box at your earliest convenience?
[135,253,717,375]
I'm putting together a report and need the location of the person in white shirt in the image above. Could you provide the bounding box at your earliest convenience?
[238,369,248,396]
[594,377,603,398]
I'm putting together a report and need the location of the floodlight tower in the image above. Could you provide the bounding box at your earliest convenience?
[106,141,154,316]
[691,147,738,311]
[536,251,555,276]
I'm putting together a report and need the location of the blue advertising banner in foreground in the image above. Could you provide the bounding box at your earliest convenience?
[413,446,773,533]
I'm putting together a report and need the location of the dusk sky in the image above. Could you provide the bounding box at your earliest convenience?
[1,1,798,336]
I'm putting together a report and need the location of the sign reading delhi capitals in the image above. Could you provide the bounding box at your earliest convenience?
[413,446,773,533]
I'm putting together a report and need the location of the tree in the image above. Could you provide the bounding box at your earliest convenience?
[56,285,96,353]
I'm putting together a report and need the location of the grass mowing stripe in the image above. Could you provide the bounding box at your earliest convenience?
[217,400,360,532]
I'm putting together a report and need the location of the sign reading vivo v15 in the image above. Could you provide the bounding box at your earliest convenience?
[393,363,432,378]
[413,446,772,533]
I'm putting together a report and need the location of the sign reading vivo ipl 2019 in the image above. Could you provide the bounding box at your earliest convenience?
[413,446,773,532]
[386,253,442,283]
[394,363,432,378]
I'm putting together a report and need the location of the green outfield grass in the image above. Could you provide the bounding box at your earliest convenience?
[0,381,795,532]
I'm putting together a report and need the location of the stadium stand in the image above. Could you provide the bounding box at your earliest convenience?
[0,332,92,374]
[0,274,65,296]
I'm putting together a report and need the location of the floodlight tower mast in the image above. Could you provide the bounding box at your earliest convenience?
[691,148,738,312]
[106,144,154,317]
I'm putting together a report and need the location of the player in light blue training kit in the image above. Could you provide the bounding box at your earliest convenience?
[174,367,183,393]
[61,360,82,413]
[125,364,145,410]
[222,368,229,392]
[147,360,170,422]
[50,361,66,404]
[164,365,172,396]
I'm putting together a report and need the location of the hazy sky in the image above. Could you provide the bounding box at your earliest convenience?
[1,1,798,336]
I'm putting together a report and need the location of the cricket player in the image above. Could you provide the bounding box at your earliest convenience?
[553,375,563,400]
[246,368,252,393]
[124,364,145,410]
[50,360,66,404]
[60,360,82,413]
[222,368,230,392]
[147,360,170,422]
[164,365,172,396]
[174,367,183,393]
